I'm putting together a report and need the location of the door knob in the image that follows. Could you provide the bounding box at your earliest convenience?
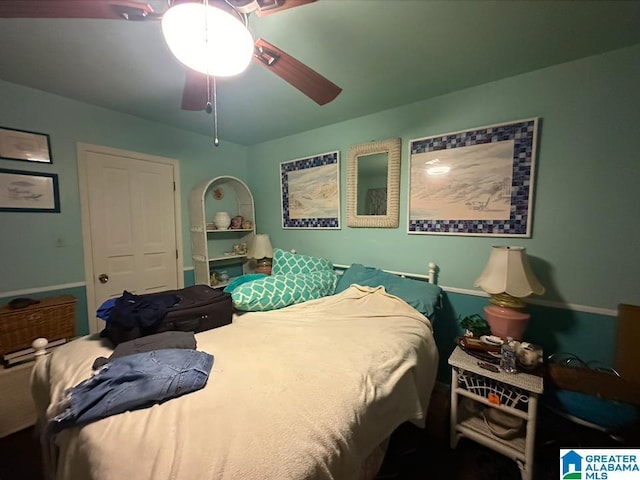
[98,273,109,284]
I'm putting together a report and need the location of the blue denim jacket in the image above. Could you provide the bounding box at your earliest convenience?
[49,348,213,433]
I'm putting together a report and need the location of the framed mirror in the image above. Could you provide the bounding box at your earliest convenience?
[346,138,401,228]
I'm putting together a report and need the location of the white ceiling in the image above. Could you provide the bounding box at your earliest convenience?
[1,0,639,146]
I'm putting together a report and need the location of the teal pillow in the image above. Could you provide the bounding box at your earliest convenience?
[223,274,268,294]
[271,249,333,275]
[334,263,441,317]
[232,271,338,311]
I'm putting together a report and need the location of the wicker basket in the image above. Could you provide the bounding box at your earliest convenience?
[457,370,529,410]
[0,295,76,356]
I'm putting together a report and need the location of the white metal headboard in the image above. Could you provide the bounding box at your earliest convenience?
[332,262,438,285]
[287,250,438,284]
[286,250,438,285]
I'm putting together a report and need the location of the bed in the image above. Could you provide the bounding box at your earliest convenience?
[31,257,441,480]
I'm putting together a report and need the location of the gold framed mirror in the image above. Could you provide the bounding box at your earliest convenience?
[346,138,401,228]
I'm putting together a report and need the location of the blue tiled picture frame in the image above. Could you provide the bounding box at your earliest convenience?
[280,151,341,229]
[408,118,539,237]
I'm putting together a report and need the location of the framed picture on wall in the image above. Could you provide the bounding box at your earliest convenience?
[0,126,52,163]
[408,118,539,237]
[280,150,341,229]
[0,168,60,212]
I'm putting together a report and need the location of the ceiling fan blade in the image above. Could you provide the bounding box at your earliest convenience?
[181,70,209,111]
[255,0,317,17]
[0,0,155,19]
[253,38,341,105]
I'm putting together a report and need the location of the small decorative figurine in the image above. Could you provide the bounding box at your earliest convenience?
[241,219,253,230]
[230,215,243,229]
[232,243,247,255]
[516,342,543,370]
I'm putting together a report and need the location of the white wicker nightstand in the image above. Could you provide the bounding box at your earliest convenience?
[449,346,543,480]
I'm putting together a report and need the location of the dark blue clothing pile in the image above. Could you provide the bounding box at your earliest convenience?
[108,290,180,329]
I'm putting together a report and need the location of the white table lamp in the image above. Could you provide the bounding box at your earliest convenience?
[247,234,274,274]
[474,246,545,340]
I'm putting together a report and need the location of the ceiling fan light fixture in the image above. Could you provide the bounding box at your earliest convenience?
[161,3,254,77]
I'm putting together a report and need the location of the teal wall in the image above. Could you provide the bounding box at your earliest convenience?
[1,45,638,380]
[0,80,248,334]
[246,44,640,375]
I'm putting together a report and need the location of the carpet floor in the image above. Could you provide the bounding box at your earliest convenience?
[376,387,639,480]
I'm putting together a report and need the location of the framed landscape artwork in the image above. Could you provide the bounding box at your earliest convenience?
[0,168,60,212]
[0,127,52,163]
[408,118,539,237]
[280,151,340,229]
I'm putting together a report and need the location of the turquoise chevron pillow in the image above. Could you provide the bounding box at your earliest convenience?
[223,273,268,294]
[231,270,338,311]
[271,249,333,275]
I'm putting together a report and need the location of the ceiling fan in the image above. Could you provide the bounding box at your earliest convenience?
[0,0,343,111]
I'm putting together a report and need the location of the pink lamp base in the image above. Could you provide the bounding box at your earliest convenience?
[483,305,530,341]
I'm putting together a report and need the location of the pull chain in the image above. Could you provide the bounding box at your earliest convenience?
[203,0,219,147]
[212,77,219,146]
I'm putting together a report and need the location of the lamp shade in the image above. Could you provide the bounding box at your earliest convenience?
[474,246,545,298]
[161,3,254,77]
[247,234,273,259]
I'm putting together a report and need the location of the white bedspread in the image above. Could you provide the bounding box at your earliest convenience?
[31,285,439,480]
